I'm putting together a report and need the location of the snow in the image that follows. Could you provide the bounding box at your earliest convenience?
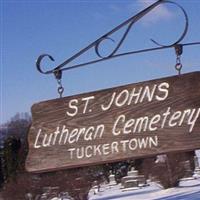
[89,178,200,200]
[89,151,200,200]
[196,150,200,163]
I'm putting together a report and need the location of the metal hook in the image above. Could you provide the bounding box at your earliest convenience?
[175,44,183,56]
[54,69,62,80]
[36,54,55,74]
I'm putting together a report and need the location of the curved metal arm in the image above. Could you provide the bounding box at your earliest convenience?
[150,0,188,47]
[36,0,198,76]
[36,54,55,74]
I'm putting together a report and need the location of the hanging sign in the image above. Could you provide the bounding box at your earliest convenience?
[26,72,200,173]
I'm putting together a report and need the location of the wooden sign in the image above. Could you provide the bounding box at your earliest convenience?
[26,72,200,173]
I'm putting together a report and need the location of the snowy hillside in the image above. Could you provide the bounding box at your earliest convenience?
[89,178,200,200]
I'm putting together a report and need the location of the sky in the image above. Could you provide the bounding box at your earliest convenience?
[1,0,200,124]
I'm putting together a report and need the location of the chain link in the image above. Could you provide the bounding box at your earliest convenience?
[174,44,183,76]
[57,79,64,98]
[175,55,182,75]
[54,70,64,98]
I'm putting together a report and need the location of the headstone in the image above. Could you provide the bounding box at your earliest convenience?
[93,186,99,195]
[121,167,147,189]
[25,193,33,200]
[193,156,200,177]
[121,176,134,186]
[127,168,139,177]
[92,180,100,195]
[195,150,200,163]
[182,160,193,178]
[137,175,146,186]
[124,180,138,189]
[109,174,117,186]
[194,156,200,168]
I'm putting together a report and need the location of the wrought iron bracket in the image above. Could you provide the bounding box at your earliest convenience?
[36,0,200,76]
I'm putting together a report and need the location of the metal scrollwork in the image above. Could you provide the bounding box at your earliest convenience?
[95,37,116,58]
[36,0,199,76]
[36,54,55,75]
[150,0,188,47]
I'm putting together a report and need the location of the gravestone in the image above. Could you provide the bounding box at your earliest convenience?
[123,180,138,189]
[193,156,200,177]
[121,167,147,189]
[108,173,117,186]
[127,167,139,177]
[182,160,193,178]
[194,155,200,168]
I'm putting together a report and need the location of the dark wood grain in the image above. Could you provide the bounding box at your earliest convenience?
[26,72,200,173]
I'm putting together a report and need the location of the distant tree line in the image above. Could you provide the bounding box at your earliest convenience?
[0,113,31,187]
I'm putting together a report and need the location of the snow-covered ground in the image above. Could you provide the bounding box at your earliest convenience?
[89,178,200,200]
[1,151,199,200]
[89,150,200,200]
[0,179,199,200]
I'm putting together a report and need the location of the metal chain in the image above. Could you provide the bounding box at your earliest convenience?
[54,70,64,98]
[175,55,182,75]
[174,44,183,75]
[57,79,64,98]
